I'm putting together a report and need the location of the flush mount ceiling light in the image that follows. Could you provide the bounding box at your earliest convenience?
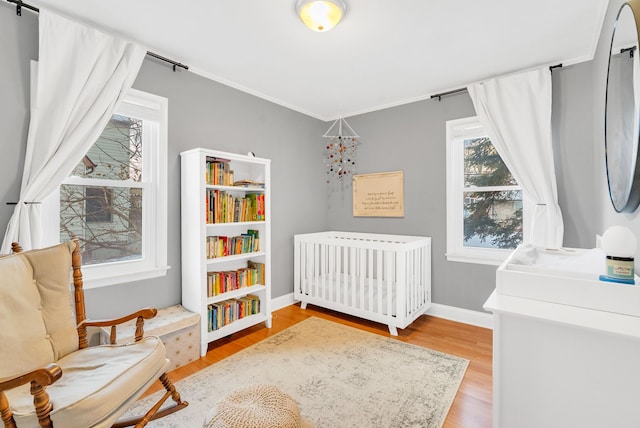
[296,0,347,32]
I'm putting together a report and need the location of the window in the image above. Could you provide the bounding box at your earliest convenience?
[85,187,113,223]
[43,89,169,287]
[446,116,530,265]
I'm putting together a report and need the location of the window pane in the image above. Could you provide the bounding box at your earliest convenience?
[60,184,142,265]
[85,187,113,222]
[463,190,523,249]
[70,115,143,181]
[464,137,517,187]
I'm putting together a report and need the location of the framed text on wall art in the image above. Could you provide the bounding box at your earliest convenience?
[353,171,404,217]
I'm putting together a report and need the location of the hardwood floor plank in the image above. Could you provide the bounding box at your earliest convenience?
[144,304,493,427]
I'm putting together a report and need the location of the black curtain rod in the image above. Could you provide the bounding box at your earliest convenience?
[6,0,189,72]
[430,63,563,101]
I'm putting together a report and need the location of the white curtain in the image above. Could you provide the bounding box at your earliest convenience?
[1,9,146,252]
[467,68,564,248]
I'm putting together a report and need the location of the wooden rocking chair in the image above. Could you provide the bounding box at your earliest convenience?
[0,239,188,427]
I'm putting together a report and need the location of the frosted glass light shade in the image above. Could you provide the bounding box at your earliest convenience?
[601,225,638,257]
[296,0,347,32]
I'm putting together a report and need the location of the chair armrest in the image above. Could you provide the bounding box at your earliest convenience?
[83,308,158,328]
[0,364,62,426]
[83,308,158,344]
[0,363,62,392]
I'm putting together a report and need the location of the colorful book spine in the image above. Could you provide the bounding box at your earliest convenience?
[205,190,266,224]
[206,294,261,332]
[206,261,264,297]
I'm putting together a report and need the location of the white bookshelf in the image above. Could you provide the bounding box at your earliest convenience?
[180,148,271,356]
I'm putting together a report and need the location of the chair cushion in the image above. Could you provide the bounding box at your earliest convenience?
[8,336,167,428]
[0,241,78,378]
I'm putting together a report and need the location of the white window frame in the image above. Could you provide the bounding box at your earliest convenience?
[446,116,531,265]
[42,89,169,288]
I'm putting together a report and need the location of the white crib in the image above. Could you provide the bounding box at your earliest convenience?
[294,231,431,335]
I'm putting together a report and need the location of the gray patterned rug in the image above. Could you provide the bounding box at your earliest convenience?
[126,317,468,428]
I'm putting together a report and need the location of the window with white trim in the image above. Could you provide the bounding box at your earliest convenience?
[446,116,529,265]
[43,89,169,288]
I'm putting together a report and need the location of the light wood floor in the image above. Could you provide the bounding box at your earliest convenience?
[146,304,493,428]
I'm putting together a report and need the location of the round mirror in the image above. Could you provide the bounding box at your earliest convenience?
[605,2,640,213]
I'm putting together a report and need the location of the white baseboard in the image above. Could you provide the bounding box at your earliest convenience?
[271,293,297,312]
[425,303,493,330]
[273,293,493,330]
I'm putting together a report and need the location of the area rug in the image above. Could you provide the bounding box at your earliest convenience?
[126,317,469,427]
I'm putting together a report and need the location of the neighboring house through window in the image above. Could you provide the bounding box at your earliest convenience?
[446,116,530,265]
[43,89,169,288]
[85,186,113,223]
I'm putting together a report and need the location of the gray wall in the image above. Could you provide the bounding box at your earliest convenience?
[1,0,614,316]
[325,94,498,311]
[552,62,599,248]
[0,4,327,319]
[325,64,599,312]
[87,60,328,319]
[0,5,36,236]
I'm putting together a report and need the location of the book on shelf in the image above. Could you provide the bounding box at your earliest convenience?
[206,294,261,332]
[233,179,265,188]
[206,261,264,297]
[206,234,259,259]
[205,190,266,224]
[205,156,234,186]
[247,260,265,285]
[246,230,260,251]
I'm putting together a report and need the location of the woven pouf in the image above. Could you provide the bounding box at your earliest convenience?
[204,384,302,428]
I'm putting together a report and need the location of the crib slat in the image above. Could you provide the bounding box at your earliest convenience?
[300,242,308,295]
[359,248,366,311]
[351,248,357,308]
[321,242,327,301]
[295,239,301,292]
[396,250,405,321]
[386,250,393,320]
[402,250,416,318]
[313,243,319,298]
[335,244,341,304]
[370,249,375,313]
[343,244,348,305]
[417,247,423,307]
[408,247,415,314]
[416,246,421,309]
[377,250,383,316]
[329,244,333,303]
[302,242,306,294]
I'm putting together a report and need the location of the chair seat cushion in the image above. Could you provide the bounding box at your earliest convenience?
[8,336,167,428]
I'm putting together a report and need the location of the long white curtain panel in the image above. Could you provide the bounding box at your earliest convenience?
[468,68,564,249]
[2,9,146,252]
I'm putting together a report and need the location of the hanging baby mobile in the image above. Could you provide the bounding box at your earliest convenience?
[322,117,361,184]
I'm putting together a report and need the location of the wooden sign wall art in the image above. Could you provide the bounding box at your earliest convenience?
[352,171,404,217]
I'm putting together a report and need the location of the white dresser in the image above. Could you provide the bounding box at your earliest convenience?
[484,246,640,428]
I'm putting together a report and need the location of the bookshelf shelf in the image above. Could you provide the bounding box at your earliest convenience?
[181,148,272,356]
[205,313,269,342]
[206,221,265,229]
[205,184,265,192]
[208,284,266,305]
[206,251,266,266]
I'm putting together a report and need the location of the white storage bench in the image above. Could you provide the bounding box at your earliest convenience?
[294,231,431,335]
[99,304,200,371]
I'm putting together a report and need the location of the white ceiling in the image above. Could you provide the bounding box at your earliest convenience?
[30,0,609,121]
